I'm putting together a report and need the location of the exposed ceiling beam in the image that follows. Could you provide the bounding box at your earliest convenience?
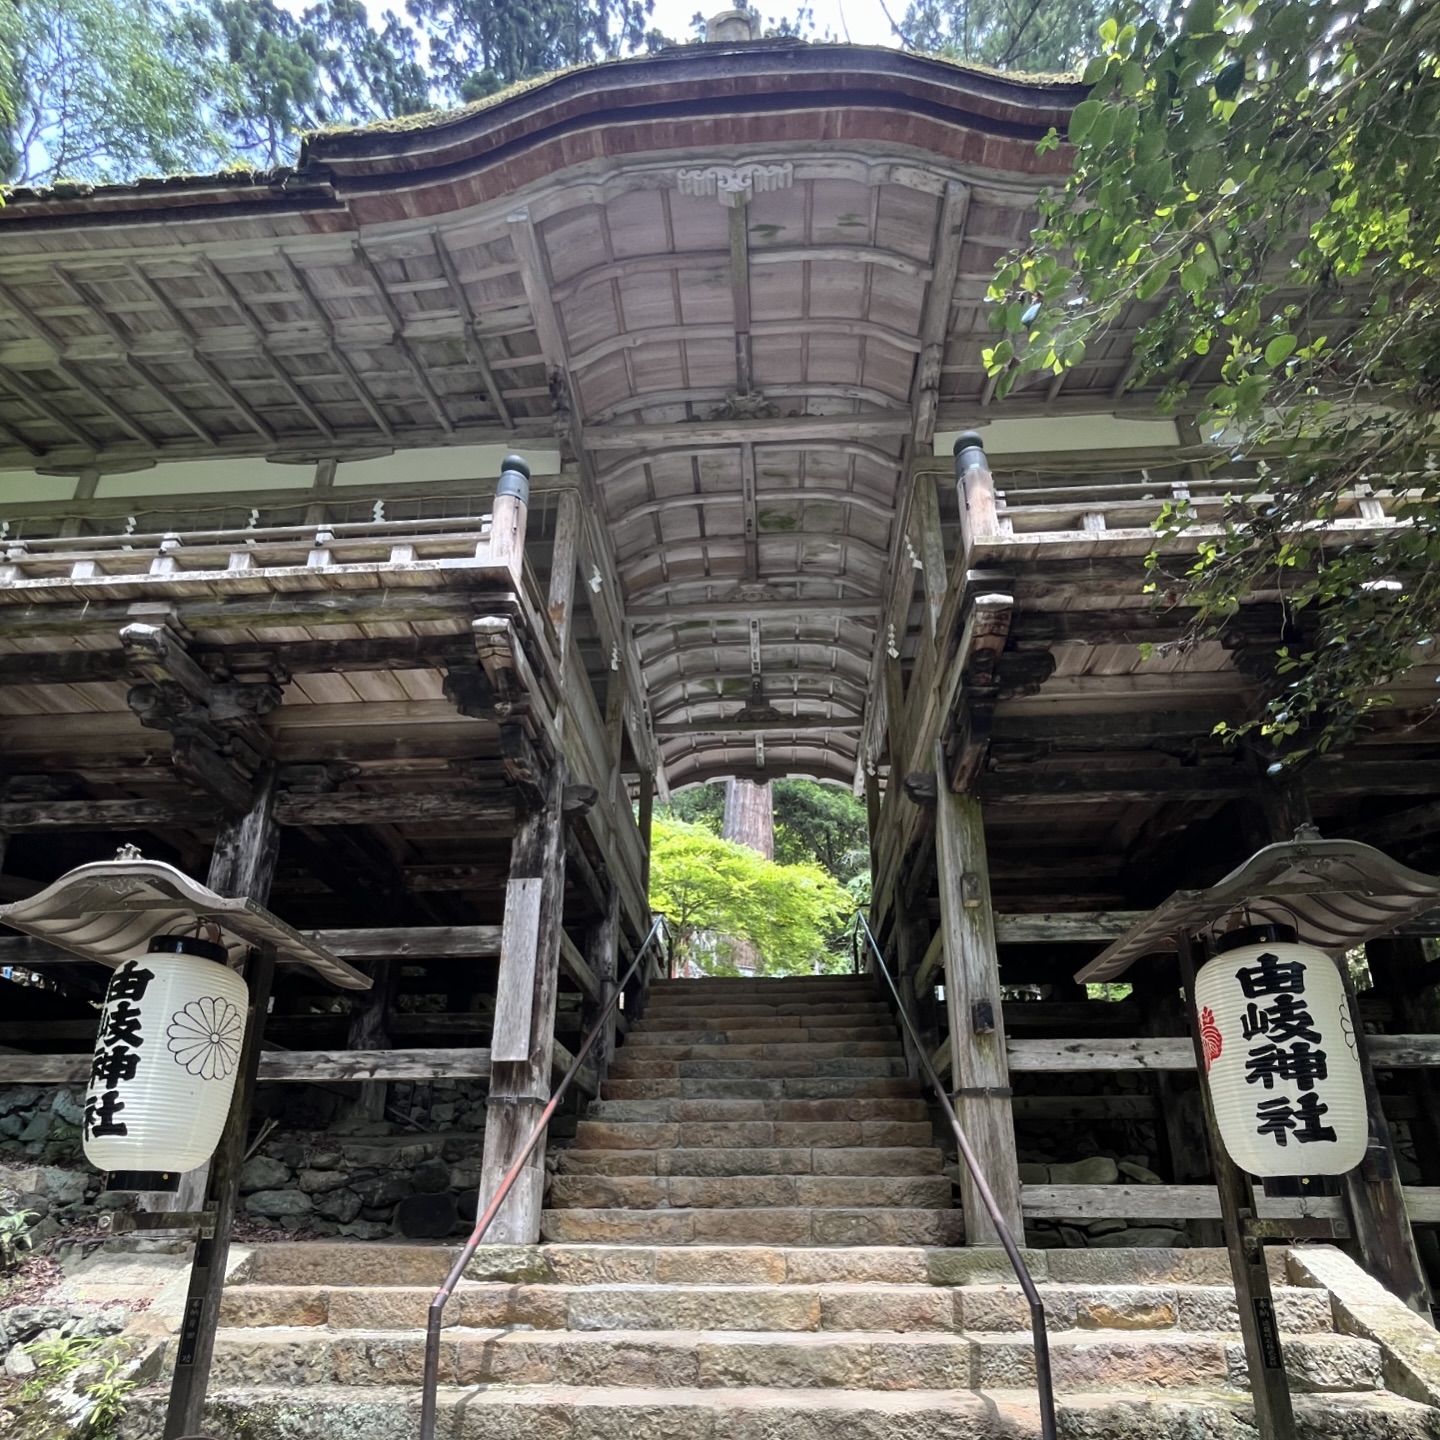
[911,181,969,448]
[654,714,863,736]
[586,415,910,449]
[352,243,456,434]
[264,250,385,437]
[505,202,661,785]
[127,261,277,445]
[611,484,895,526]
[430,231,514,429]
[199,254,339,443]
[51,268,218,445]
[629,599,883,624]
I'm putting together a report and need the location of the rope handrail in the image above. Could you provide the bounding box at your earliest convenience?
[852,912,1058,1440]
[417,914,669,1440]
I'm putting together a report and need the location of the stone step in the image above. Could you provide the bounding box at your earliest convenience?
[205,1326,1382,1394]
[555,1146,945,1178]
[635,1010,893,1029]
[232,1243,1275,1292]
[547,1174,954,1211]
[650,978,880,990]
[600,1076,921,1101]
[638,1003,896,1021]
[538,1207,967,1246]
[574,1119,936,1151]
[613,1040,904,1061]
[583,1097,929,1123]
[626,1025,900,1046]
[218,1278,1337,1335]
[606,1056,908,1080]
[130,1383,1440,1440]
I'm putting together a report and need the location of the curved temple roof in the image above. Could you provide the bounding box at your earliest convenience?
[0,42,1094,790]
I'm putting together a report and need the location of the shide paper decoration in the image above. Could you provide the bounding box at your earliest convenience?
[82,932,249,1192]
[1192,926,1368,1178]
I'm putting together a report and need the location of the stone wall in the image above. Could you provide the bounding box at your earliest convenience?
[0,1079,499,1248]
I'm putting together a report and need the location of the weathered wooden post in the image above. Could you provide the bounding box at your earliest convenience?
[476,759,568,1243]
[953,430,999,557]
[1176,931,1298,1440]
[490,453,531,581]
[933,738,1022,1244]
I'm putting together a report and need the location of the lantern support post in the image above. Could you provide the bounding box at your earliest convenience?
[162,940,276,1440]
[1177,929,1299,1440]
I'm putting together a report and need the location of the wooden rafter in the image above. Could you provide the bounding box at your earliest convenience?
[272,250,394,440]
[352,243,456,434]
[197,254,338,443]
[50,268,217,445]
[125,262,277,444]
[430,231,514,428]
[0,361,99,450]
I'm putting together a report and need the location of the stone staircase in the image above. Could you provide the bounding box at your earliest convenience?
[116,975,1440,1437]
[121,1240,1439,1438]
[544,974,961,1246]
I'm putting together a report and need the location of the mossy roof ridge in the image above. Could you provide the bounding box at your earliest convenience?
[301,40,1083,144]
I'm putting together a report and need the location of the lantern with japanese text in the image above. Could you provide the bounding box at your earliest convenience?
[82,934,249,1191]
[1192,926,1367,1177]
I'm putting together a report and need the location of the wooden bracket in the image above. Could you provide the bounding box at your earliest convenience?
[121,622,281,813]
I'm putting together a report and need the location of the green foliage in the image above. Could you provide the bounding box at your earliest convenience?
[989,0,1440,758]
[772,779,869,886]
[408,0,658,102]
[660,783,725,835]
[19,1334,136,1440]
[648,819,852,975]
[896,0,1109,72]
[82,1346,138,1440]
[0,1208,36,1271]
[660,779,870,891]
[0,0,231,184]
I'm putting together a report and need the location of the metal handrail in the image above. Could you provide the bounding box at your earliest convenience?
[852,912,1057,1440]
[418,914,669,1440]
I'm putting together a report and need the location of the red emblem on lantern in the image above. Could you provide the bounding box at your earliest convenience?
[1200,1006,1223,1072]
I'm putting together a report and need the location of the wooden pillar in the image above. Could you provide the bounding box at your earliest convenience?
[490,454,531,581]
[893,917,928,1082]
[1337,956,1432,1314]
[548,489,580,681]
[912,472,948,639]
[1368,936,1440,1185]
[637,770,655,893]
[163,773,281,1440]
[158,767,281,1218]
[588,880,622,1076]
[477,759,568,1244]
[1178,932,1297,1440]
[343,958,397,1124]
[953,432,998,558]
[933,739,1021,1244]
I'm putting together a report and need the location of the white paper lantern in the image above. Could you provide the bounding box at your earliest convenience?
[82,935,249,1190]
[1193,929,1367,1178]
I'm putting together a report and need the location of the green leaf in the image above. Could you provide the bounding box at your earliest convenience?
[1213,58,1245,101]
[1068,99,1102,145]
[1264,333,1298,367]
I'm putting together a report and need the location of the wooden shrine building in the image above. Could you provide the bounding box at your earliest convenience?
[3,21,1440,1430]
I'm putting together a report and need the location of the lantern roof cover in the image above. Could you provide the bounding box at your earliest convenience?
[0,857,372,990]
[1074,836,1440,984]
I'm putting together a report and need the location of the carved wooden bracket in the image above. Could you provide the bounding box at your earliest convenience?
[121,622,281,812]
